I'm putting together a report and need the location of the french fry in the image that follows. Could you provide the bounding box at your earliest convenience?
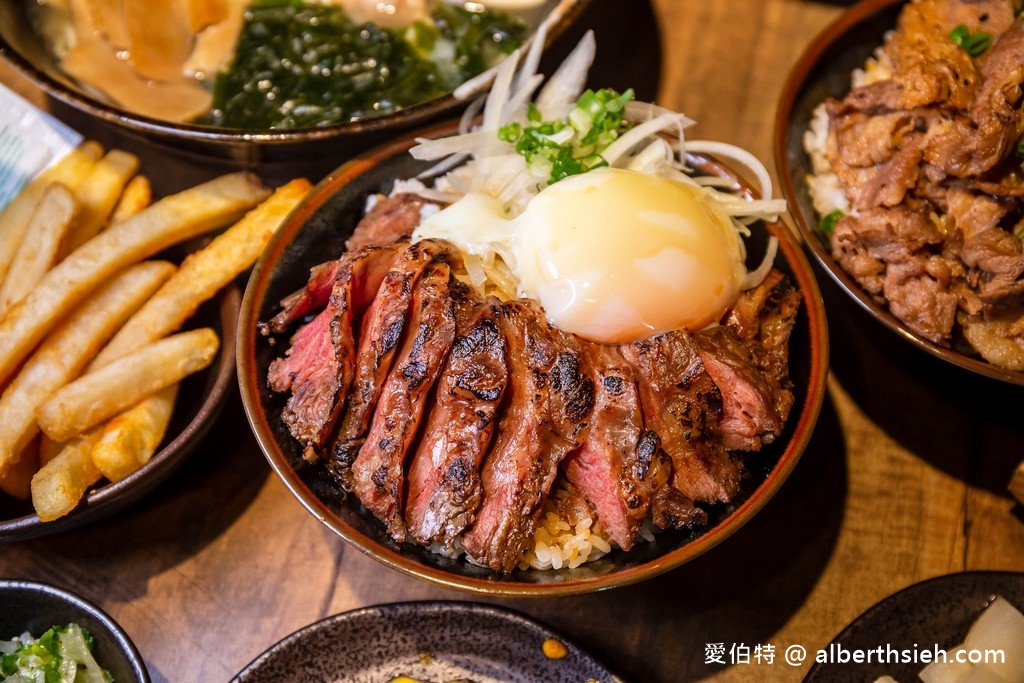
[37,435,64,468]
[91,178,312,369]
[0,171,269,386]
[0,441,39,500]
[91,383,178,482]
[0,261,175,478]
[37,327,220,442]
[0,182,78,317]
[30,430,102,521]
[0,142,102,290]
[110,175,152,224]
[60,149,140,257]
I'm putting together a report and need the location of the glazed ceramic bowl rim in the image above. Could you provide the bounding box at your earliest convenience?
[773,0,1024,387]
[237,120,830,597]
[0,578,151,682]
[0,0,588,147]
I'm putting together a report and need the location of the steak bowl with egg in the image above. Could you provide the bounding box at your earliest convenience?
[238,32,828,593]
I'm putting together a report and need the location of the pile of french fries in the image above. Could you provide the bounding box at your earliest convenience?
[0,141,312,521]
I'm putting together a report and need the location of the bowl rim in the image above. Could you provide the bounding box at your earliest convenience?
[0,578,151,683]
[773,0,1024,388]
[0,285,241,542]
[237,121,830,597]
[0,0,589,145]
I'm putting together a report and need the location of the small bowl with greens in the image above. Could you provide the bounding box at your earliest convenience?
[0,0,588,169]
[0,579,149,682]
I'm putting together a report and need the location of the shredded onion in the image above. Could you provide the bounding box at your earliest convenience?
[406,31,787,305]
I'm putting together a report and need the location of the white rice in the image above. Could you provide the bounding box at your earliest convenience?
[519,484,614,571]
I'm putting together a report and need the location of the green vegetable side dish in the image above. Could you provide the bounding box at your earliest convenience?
[499,88,635,184]
[1,623,112,683]
[203,0,526,130]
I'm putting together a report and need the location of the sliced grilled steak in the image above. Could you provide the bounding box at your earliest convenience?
[266,246,398,460]
[563,343,665,550]
[460,300,594,573]
[622,331,742,505]
[330,240,450,483]
[348,260,458,541]
[346,193,438,252]
[404,295,508,547]
[697,270,800,451]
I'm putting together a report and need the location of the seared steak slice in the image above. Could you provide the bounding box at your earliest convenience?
[563,343,665,550]
[330,240,450,483]
[348,261,457,541]
[622,331,742,505]
[405,295,508,547]
[266,246,397,460]
[698,270,801,451]
[262,242,406,336]
[460,300,593,573]
[346,193,438,252]
[694,327,788,452]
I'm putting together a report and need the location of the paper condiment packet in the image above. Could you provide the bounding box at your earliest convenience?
[0,82,82,211]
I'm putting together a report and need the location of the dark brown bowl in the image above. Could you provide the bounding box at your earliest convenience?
[0,284,240,542]
[0,1,587,170]
[237,121,829,596]
[0,579,150,682]
[775,0,1024,387]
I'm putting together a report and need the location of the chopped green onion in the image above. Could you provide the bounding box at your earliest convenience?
[949,23,992,56]
[1016,137,1024,159]
[820,209,845,235]
[498,87,634,185]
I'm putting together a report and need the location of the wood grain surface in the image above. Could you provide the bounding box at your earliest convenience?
[1,1,1022,682]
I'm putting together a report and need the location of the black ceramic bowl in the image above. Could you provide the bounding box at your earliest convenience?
[237,121,829,596]
[0,285,239,542]
[775,0,1024,387]
[0,579,150,682]
[0,0,587,169]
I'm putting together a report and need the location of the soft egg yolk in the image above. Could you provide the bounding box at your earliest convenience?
[514,167,746,343]
[414,166,746,344]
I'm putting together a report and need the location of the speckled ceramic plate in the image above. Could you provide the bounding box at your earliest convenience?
[231,601,622,683]
[804,571,1024,682]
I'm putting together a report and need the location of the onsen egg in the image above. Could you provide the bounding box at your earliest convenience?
[513,167,746,343]
[413,166,748,344]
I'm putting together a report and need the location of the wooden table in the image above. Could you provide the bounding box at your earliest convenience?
[2,1,1022,681]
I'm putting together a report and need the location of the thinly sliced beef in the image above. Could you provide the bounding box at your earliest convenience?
[924,23,1024,178]
[563,344,667,550]
[266,246,398,460]
[884,257,959,343]
[404,295,508,547]
[886,0,981,111]
[331,240,450,483]
[622,332,741,506]
[346,193,438,252]
[348,261,457,541]
[961,227,1024,304]
[460,300,593,573]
